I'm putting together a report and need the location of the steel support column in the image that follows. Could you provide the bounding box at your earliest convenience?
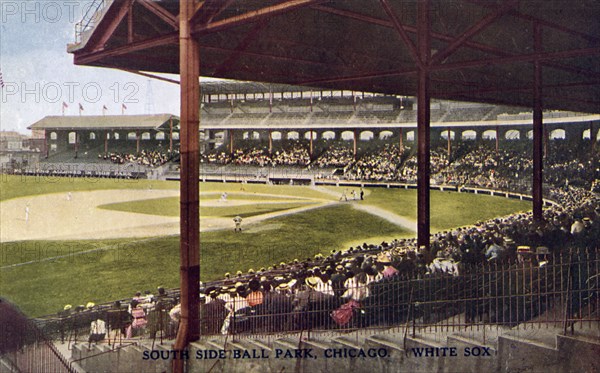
[229,129,234,154]
[44,130,48,158]
[447,127,451,162]
[104,132,108,155]
[591,121,596,182]
[532,23,544,221]
[495,125,499,155]
[173,0,200,372]
[353,129,358,158]
[309,129,314,158]
[591,122,595,153]
[74,132,79,158]
[399,128,403,149]
[136,130,140,153]
[169,118,174,153]
[417,0,431,249]
[268,129,273,153]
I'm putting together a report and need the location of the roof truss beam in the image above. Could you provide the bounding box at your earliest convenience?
[468,0,600,43]
[311,5,514,58]
[192,0,328,36]
[431,46,600,72]
[213,20,270,76]
[379,0,423,69]
[88,0,134,53]
[75,33,179,65]
[430,0,520,65]
[136,0,179,30]
[191,0,234,25]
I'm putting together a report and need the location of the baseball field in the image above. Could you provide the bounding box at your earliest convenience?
[0,174,530,316]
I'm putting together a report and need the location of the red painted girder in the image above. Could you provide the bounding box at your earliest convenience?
[192,0,329,35]
[136,0,179,29]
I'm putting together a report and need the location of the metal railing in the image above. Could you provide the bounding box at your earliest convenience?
[34,248,599,344]
[211,248,599,338]
[1,328,75,373]
[74,0,106,44]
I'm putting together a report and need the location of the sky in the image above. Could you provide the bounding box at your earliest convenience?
[0,0,182,134]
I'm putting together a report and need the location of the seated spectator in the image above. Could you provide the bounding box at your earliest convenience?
[126,300,147,338]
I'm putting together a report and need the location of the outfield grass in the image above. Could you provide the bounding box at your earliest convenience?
[0,175,334,202]
[0,174,176,202]
[1,204,408,316]
[322,186,531,231]
[98,196,318,217]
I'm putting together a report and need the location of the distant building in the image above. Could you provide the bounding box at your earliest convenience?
[27,114,179,160]
[0,131,40,171]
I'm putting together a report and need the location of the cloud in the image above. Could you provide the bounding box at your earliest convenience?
[1,1,180,133]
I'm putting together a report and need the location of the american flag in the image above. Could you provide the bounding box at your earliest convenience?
[0,69,5,89]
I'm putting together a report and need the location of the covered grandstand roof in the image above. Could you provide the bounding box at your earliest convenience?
[27,114,179,131]
[68,0,600,114]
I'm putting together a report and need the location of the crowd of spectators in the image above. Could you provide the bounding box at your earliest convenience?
[102,150,174,168]
[201,141,312,167]
[344,144,404,181]
[271,142,311,166]
[314,144,354,168]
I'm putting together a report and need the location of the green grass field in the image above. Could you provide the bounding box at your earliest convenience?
[0,176,531,317]
[98,196,319,218]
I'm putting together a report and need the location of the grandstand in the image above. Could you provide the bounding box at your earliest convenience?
[20,114,180,179]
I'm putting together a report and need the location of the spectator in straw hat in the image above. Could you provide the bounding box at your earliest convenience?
[377,252,399,278]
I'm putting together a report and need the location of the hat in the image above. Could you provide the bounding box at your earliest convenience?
[248,269,255,274]
[517,246,532,254]
[277,283,290,291]
[236,270,243,276]
[224,272,231,278]
[86,302,95,309]
[335,265,344,272]
[63,304,72,311]
[305,276,319,288]
[376,253,391,264]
